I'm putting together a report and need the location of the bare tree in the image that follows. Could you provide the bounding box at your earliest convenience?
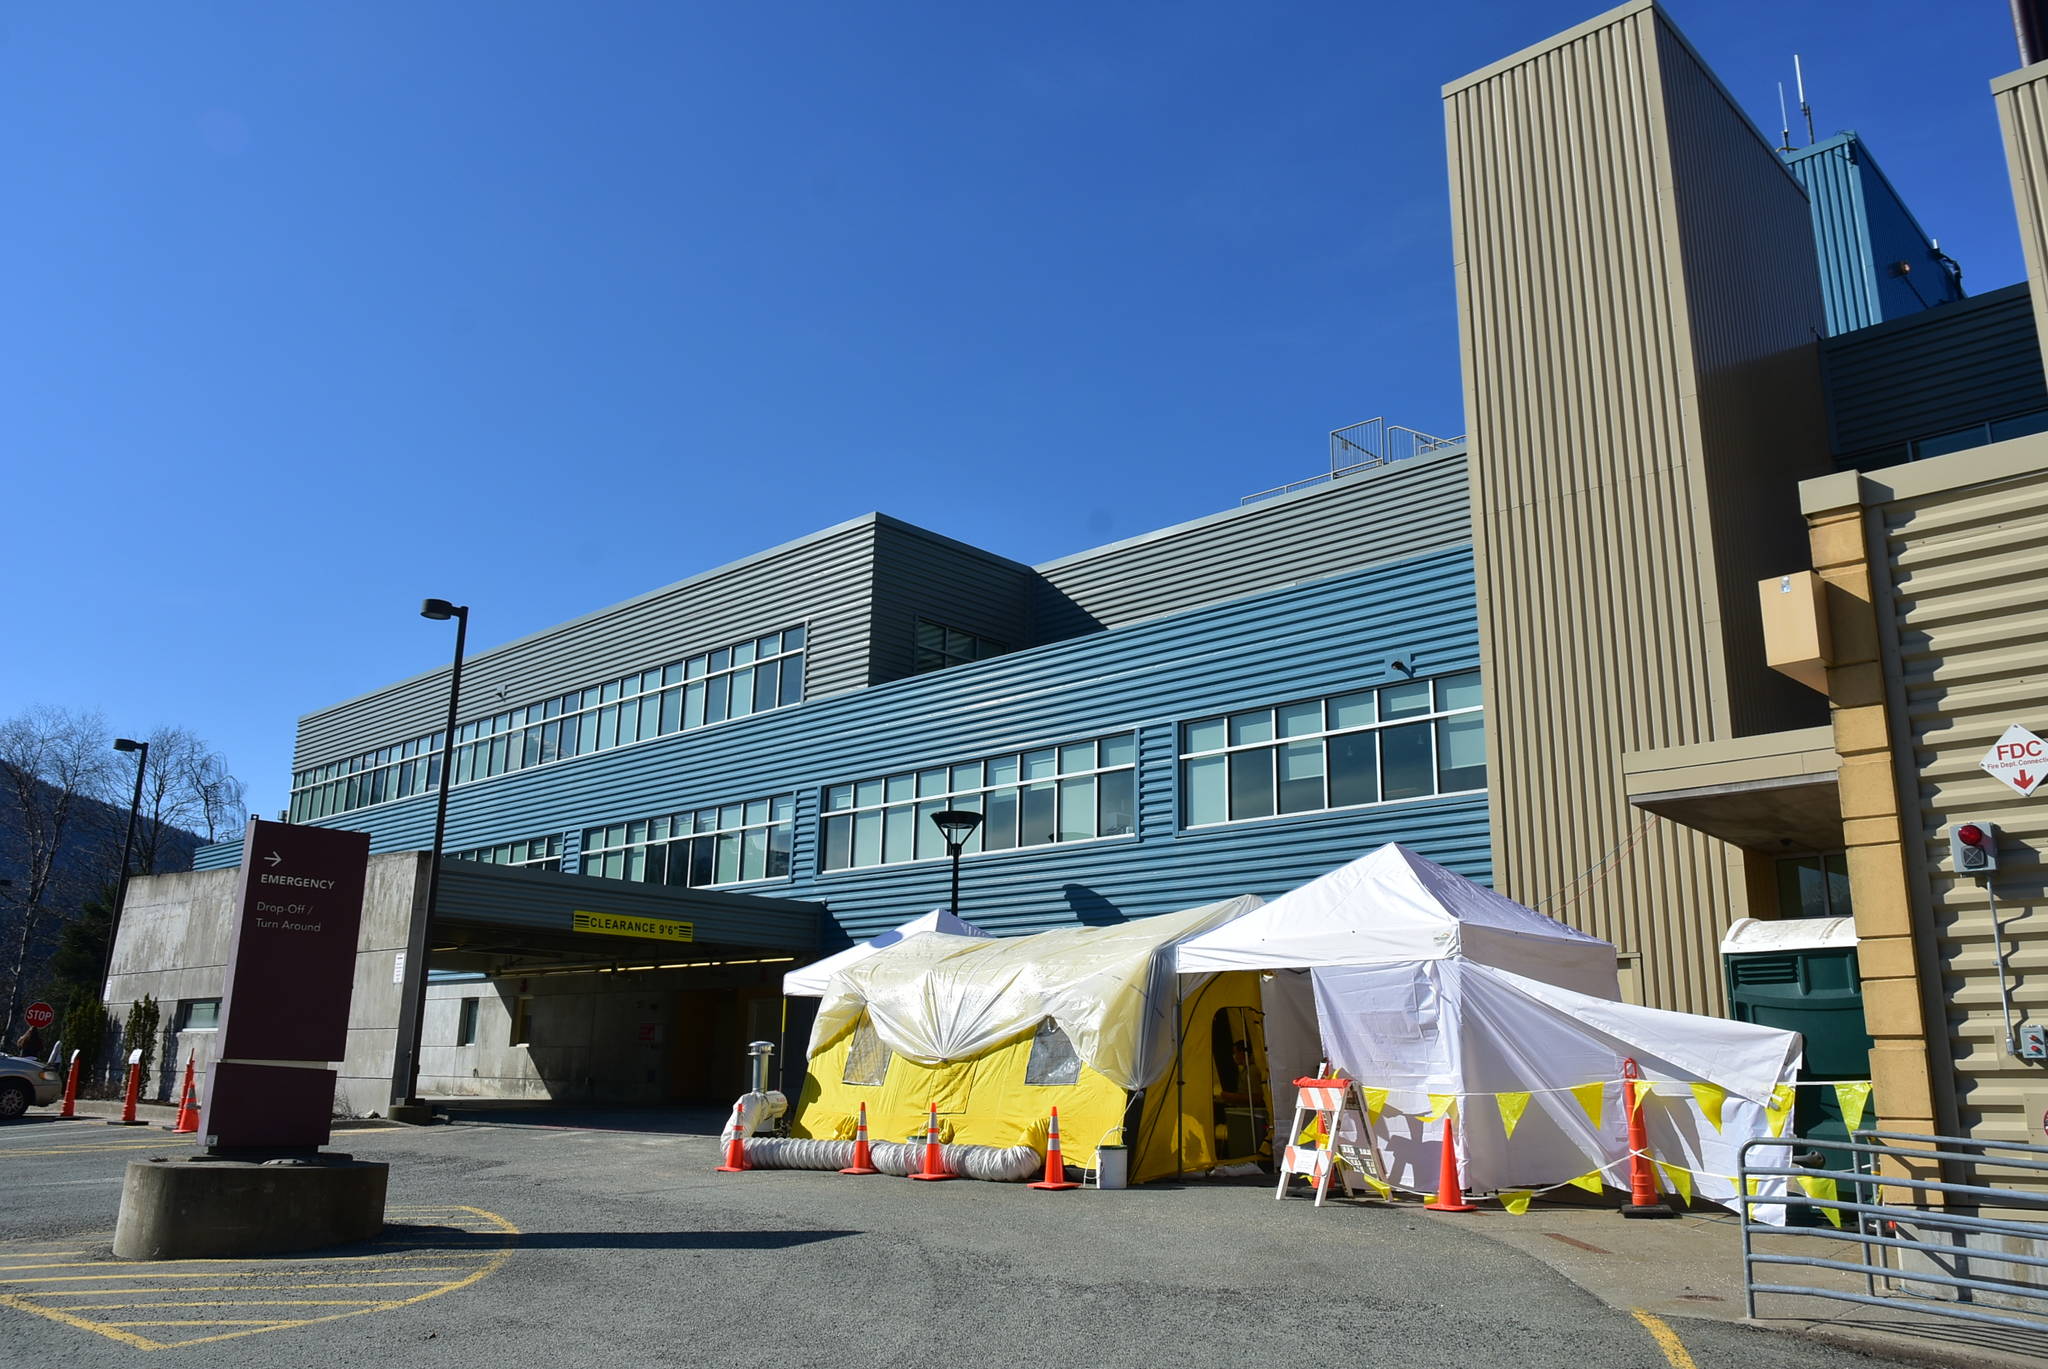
[0,707,119,1040]
[130,725,248,870]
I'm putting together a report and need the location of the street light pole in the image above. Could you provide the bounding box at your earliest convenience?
[393,599,467,1111]
[930,810,985,916]
[100,737,150,1002]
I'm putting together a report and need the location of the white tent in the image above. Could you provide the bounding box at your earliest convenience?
[782,908,991,998]
[1174,845,1801,1219]
[1175,842,1619,997]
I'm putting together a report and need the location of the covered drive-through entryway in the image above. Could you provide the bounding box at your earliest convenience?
[412,860,822,1108]
[106,853,824,1118]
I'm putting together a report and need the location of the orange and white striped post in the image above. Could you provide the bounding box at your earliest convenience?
[109,1048,145,1127]
[1620,1057,1676,1219]
[907,1104,954,1181]
[57,1049,80,1119]
[839,1101,880,1175]
[1027,1106,1080,1191]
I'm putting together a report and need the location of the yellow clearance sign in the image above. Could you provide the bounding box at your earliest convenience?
[571,910,694,943]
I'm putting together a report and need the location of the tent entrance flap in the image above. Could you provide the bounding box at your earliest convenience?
[1132,972,1271,1183]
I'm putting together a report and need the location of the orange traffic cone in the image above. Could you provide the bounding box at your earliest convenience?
[907,1104,954,1181]
[1424,1105,1477,1212]
[57,1050,79,1119]
[168,1054,200,1134]
[1027,1106,1080,1191]
[1620,1057,1676,1219]
[715,1102,750,1173]
[839,1102,880,1175]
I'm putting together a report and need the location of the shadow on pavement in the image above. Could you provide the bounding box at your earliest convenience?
[430,1103,730,1136]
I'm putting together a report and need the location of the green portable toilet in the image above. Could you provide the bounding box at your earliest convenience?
[1722,917,1874,1221]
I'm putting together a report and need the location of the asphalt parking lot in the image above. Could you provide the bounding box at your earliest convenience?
[0,1106,1909,1368]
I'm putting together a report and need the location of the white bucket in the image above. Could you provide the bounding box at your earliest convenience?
[1095,1145,1129,1190]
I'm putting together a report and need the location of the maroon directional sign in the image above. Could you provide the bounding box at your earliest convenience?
[204,819,370,1151]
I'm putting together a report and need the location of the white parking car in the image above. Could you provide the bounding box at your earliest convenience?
[0,1054,61,1119]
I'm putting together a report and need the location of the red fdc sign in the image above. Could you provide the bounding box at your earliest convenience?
[1981,723,2048,799]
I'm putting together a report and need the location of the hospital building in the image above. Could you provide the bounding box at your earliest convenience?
[107,1,2048,1169]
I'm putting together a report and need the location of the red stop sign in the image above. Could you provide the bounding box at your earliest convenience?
[23,1002,55,1031]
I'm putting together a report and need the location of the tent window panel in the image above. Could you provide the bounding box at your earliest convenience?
[1024,1020,1083,1086]
[842,1021,890,1086]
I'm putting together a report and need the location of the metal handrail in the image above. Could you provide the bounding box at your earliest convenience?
[1241,418,1467,504]
[1738,1130,2048,1337]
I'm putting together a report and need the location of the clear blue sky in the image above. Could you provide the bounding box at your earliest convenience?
[3,1,2031,825]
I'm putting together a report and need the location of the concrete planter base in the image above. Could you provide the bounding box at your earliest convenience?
[112,1157,388,1260]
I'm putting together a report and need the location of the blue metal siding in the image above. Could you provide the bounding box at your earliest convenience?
[225,547,1488,942]
[1786,136,1878,335]
[1785,134,1960,337]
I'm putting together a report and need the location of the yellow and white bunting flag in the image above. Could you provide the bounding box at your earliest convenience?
[1566,1169,1606,1195]
[1570,1081,1606,1130]
[1689,1082,1726,1132]
[1797,1175,1844,1228]
[1425,1093,1456,1123]
[1359,1172,1392,1197]
[1499,1190,1534,1215]
[1833,1081,1872,1133]
[1359,1086,1389,1123]
[1655,1160,1693,1206]
[1494,1090,1531,1141]
[1766,1083,1796,1138]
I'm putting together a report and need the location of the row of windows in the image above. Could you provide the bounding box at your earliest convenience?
[452,627,806,787]
[821,734,1138,871]
[287,625,806,822]
[581,797,795,888]
[454,835,564,871]
[913,618,1005,674]
[1181,673,1484,826]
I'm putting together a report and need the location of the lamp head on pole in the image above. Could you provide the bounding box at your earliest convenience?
[930,809,984,855]
[113,737,145,754]
[420,598,466,622]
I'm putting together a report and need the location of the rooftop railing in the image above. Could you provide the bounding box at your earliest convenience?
[1240,417,1464,504]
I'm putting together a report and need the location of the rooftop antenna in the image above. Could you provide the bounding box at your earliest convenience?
[1776,81,1793,153]
[1794,54,1815,145]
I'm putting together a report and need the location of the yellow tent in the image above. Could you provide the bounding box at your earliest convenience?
[791,897,1275,1182]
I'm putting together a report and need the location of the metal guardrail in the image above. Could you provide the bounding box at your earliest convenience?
[1239,418,1465,504]
[1739,1129,2048,1335]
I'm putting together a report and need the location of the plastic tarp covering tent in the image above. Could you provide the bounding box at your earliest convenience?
[1173,845,1801,1220]
[782,908,991,997]
[1314,963,1799,1219]
[809,896,1262,1091]
[1174,843,1620,998]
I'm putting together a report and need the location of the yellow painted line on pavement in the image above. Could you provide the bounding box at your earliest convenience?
[0,1206,519,1350]
[1631,1310,1700,1369]
[0,1267,478,1284]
